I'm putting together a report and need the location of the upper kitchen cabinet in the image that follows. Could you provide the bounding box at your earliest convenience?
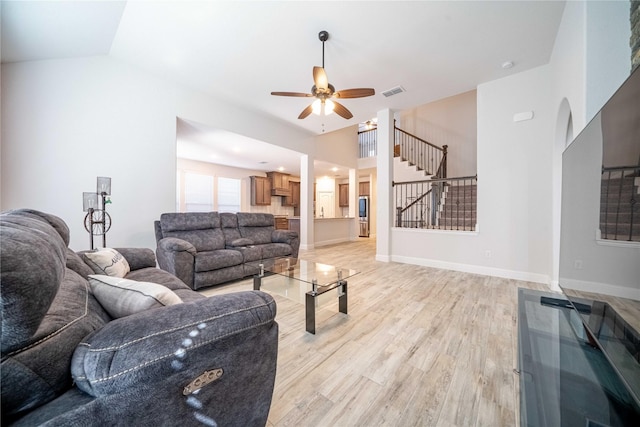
[267,172,291,197]
[359,181,370,196]
[282,180,300,207]
[250,176,271,206]
[339,184,349,207]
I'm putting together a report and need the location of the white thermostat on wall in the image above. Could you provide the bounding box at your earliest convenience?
[513,111,535,122]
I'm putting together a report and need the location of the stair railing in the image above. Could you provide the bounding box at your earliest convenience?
[358,128,377,158]
[394,125,448,178]
[600,165,640,241]
[393,175,477,231]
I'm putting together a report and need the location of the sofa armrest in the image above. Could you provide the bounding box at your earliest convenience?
[114,248,157,271]
[156,238,196,288]
[271,230,297,244]
[67,291,277,426]
[272,230,300,259]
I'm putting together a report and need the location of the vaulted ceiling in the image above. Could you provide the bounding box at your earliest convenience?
[1,1,566,175]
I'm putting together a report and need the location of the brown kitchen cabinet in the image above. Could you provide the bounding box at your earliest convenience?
[267,171,291,197]
[359,181,370,196]
[282,180,300,207]
[274,216,289,230]
[250,176,271,206]
[339,184,349,207]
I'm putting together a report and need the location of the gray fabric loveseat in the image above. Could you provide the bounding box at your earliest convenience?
[154,212,299,290]
[1,209,278,426]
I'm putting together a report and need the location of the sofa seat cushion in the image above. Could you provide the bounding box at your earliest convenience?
[258,243,293,259]
[234,245,263,263]
[194,250,243,272]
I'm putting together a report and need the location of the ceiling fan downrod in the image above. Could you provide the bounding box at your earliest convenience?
[319,30,328,69]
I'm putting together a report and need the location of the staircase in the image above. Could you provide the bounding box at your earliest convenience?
[600,169,640,242]
[440,182,477,231]
[392,123,477,231]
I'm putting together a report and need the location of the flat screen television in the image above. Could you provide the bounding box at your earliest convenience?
[559,65,640,407]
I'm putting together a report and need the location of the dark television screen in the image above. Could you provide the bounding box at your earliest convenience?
[559,66,640,405]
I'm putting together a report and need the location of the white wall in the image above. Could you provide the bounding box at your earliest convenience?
[397,90,477,177]
[314,125,359,168]
[585,0,632,121]
[1,56,313,250]
[392,65,554,283]
[389,0,632,284]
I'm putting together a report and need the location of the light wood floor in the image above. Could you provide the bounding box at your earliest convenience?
[200,238,552,426]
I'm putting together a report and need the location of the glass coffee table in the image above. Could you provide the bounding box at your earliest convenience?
[249,258,359,334]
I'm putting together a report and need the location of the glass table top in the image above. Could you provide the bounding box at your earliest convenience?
[248,257,359,306]
[248,257,359,288]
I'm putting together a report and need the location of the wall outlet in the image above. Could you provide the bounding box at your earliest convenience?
[484,250,492,259]
[574,260,583,270]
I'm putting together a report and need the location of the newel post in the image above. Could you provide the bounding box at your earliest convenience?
[442,145,448,178]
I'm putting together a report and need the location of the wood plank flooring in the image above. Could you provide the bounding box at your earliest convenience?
[200,239,552,426]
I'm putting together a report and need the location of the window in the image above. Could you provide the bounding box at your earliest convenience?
[217,177,241,213]
[184,173,213,212]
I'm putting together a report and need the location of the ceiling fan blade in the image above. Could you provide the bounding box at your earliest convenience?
[313,66,329,91]
[334,88,375,99]
[298,104,314,119]
[271,91,313,97]
[332,100,353,119]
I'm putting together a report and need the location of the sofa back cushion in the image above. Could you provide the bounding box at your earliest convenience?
[236,213,275,245]
[220,212,242,245]
[159,212,224,251]
[1,212,67,352]
[0,210,110,418]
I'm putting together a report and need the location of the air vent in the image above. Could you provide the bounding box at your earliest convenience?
[382,86,406,97]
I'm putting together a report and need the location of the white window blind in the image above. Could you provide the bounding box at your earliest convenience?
[217,177,241,213]
[184,173,213,212]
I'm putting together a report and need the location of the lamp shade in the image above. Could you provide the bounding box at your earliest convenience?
[97,177,111,195]
[83,192,99,212]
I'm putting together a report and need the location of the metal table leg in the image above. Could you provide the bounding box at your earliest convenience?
[305,292,316,334]
[338,280,348,314]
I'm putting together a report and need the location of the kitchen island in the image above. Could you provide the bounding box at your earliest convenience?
[287,217,357,247]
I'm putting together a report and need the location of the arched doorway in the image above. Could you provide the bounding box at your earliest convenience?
[551,98,573,290]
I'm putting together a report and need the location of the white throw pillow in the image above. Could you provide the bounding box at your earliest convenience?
[88,275,183,318]
[83,248,130,278]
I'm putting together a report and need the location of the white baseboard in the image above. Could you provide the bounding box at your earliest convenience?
[376,254,391,262]
[391,255,550,284]
[560,278,640,301]
[314,237,351,247]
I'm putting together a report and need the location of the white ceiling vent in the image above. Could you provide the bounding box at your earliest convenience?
[382,86,406,97]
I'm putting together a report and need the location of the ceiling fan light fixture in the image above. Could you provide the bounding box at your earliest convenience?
[312,98,334,116]
[312,99,322,115]
[325,99,335,115]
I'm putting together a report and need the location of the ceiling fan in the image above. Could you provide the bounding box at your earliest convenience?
[271,30,375,120]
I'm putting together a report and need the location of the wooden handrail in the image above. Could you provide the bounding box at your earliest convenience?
[393,175,478,186]
[394,126,443,151]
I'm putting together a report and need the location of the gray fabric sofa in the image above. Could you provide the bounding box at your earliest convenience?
[1,209,278,426]
[155,212,299,290]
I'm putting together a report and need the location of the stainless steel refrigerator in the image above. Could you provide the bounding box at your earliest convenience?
[359,196,370,237]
